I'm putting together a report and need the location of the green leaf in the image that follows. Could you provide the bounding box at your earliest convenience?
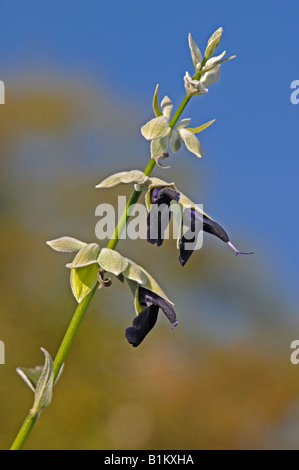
[97,248,128,276]
[188,33,203,70]
[187,119,216,134]
[161,95,173,121]
[152,84,162,117]
[95,170,148,189]
[46,237,87,253]
[66,243,100,269]
[31,348,54,415]
[141,116,171,141]
[178,128,204,158]
[70,263,99,303]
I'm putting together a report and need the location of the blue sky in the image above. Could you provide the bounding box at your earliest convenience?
[1,0,299,307]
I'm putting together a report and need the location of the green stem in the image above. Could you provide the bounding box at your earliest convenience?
[53,283,98,381]
[169,95,191,129]
[10,284,98,450]
[10,67,202,449]
[169,58,206,130]
[10,412,38,450]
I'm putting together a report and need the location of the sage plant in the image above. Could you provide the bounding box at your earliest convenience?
[10,28,252,450]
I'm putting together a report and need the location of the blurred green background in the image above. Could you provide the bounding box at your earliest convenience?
[1,0,299,450]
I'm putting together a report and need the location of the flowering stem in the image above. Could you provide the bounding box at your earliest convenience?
[169,95,191,129]
[10,79,197,450]
[10,283,99,450]
[53,283,99,381]
[169,59,206,130]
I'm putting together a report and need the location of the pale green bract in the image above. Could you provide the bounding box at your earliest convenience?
[169,118,208,159]
[70,264,99,303]
[205,27,223,59]
[66,243,101,268]
[17,365,44,392]
[16,349,55,415]
[67,244,101,302]
[141,115,171,141]
[202,51,236,73]
[188,33,203,70]
[200,64,221,88]
[46,237,87,253]
[160,95,173,121]
[31,348,54,415]
[97,248,129,277]
[152,84,162,117]
[95,170,149,189]
[97,248,173,306]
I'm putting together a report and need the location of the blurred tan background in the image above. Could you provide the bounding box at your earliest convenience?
[0,75,298,450]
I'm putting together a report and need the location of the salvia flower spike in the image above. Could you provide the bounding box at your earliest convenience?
[11,27,253,451]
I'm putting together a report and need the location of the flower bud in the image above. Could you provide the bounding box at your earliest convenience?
[205,27,223,59]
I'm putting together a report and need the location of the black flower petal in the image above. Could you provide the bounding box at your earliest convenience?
[179,208,229,266]
[125,304,159,347]
[147,187,180,247]
[125,287,178,347]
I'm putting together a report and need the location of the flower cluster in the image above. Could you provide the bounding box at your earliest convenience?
[141,28,235,161]
[141,87,214,159]
[47,238,178,347]
[184,30,236,97]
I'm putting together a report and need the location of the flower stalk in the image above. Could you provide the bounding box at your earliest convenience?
[10,27,239,450]
[9,67,196,450]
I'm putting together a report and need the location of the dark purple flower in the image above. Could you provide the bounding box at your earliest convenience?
[147,185,253,266]
[147,187,180,247]
[125,286,178,347]
[179,208,253,266]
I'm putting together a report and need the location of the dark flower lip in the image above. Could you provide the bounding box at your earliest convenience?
[150,187,180,205]
[125,304,159,347]
[125,286,178,347]
[179,208,253,266]
[147,187,253,265]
